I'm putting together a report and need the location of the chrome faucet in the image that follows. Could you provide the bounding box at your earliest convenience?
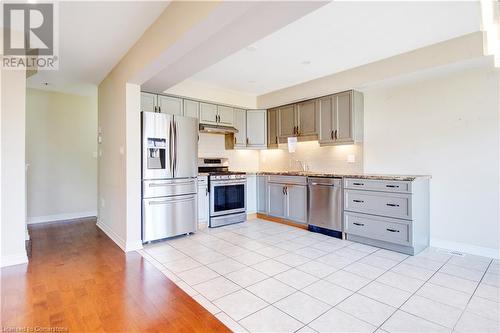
[296,160,309,172]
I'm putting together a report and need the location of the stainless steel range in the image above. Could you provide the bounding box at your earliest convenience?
[198,158,246,228]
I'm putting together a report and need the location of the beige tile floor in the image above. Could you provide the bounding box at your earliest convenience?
[138,219,500,333]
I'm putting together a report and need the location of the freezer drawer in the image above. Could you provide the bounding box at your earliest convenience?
[142,194,197,242]
[143,178,197,198]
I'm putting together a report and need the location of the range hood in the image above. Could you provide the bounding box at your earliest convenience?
[199,123,239,134]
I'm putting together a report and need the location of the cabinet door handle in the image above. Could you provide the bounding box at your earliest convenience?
[158,106,161,112]
[353,222,365,226]
[234,137,236,145]
[334,129,338,140]
[353,199,364,203]
[275,136,278,144]
[282,186,285,195]
[386,203,400,207]
[154,106,157,112]
[353,182,364,186]
[246,138,249,145]
[330,130,333,140]
[386,185,400,188]
[205,188,208,196]
[386,228,400,233]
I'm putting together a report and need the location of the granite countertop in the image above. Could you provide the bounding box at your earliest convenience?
[247,171,431,181]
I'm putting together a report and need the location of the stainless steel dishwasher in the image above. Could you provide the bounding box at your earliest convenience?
[308,177,343,237]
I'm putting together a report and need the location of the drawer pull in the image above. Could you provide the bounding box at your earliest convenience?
[386,185,399,188]
[353,200,364,203]
[386,228,400,233]
[353,182,364,186]
[353,222,365,227]
[386,203,400,207]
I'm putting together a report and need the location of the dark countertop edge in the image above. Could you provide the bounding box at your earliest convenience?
[230,171,431,181]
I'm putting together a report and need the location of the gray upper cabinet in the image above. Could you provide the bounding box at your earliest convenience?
[268,183,286,218]
[318,90,363,146]
[296,99,317,137]
[200,102,218,124]
[141,92,157,112]
[246,110,267,148]
[318,95,333,142]
[217,105,234,126]
[286,184,307,224]
[233,108,247,148]
[158,95,183,115]
[267,108,279,148]
[183,99,199,119]
[278,105,296,140]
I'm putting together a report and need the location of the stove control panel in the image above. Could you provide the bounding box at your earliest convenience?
[211,174,247,180]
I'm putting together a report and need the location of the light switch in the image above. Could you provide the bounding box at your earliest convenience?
[347,154,356,163]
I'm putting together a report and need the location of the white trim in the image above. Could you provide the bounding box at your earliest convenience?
[1,252,29,267]
[25,229,30,240]
[125,239,143,252]
[28,211,97,224]
[96,221,126,251]
[431,238,500,259]
[96,221,143,252]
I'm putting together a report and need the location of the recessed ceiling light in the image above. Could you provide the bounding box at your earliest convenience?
[43,82,50,86]
[301,60,311,65]
[245,46,257,52]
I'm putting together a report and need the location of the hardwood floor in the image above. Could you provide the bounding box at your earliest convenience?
[1,218,230,332]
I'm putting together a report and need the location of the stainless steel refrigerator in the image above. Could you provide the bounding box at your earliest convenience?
[141,111,198,242]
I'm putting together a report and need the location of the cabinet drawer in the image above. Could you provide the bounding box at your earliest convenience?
[268,175,307,185]
[344,212,411,246]
[344,178,411,193]
[344,189,412,220]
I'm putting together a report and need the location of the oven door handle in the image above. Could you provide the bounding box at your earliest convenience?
[211,181,246,186]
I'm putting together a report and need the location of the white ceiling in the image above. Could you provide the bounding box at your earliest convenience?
[188,1,482,95]
[28,1,168,96]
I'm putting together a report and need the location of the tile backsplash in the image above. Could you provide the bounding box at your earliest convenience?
[199,133,363,173]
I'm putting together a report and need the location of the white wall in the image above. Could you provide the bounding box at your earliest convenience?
[1,68,28,267]
[363,66,500,257]
[26,89,98,223]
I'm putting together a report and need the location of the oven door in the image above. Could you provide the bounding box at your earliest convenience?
[210,180,246,217]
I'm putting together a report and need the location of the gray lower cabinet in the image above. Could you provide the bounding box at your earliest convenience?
[257,175,268,214]
[267,176,307,224]
[268,182,286,218]
[343,177,430,255]
[197,176,209,225]
[286,184,307,224]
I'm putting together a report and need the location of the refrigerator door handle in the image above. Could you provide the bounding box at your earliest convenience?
[169,119,174,176]
[173,119,178,177]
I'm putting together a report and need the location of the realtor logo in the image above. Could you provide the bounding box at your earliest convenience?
[2,2,58,70]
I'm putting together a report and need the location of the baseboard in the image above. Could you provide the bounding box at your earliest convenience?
[246,212,257,220]
[256,213,308,230]
[431,238,499,259]
[125,239,143,252]
[96,221,126,251]
[1,252,29,267]
[96,221,143,252]
[28,211,97,224]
